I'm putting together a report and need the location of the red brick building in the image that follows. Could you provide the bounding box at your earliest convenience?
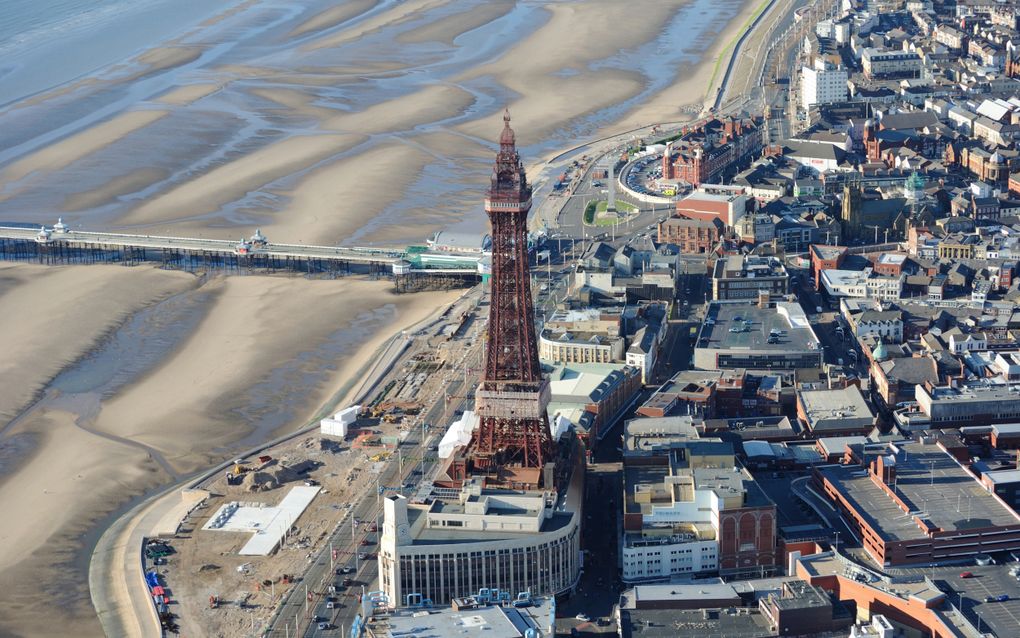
[662,117,764,187]
[809,244,847,290]
[945,142,1011,186]
[815,439,1020,566]
[718,505,776,574]
[657,215,723,253]
[797,554,960,638]
[870,252,908,277]
[1009,171,1020,197]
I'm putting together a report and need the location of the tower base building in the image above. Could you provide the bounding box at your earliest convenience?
[379,443,583,606]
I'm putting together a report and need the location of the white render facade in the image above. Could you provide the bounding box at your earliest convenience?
[821,269,904,301]
[379,456,584,606]
[540,330,624,364]
[621,537,719,581]
[855,317,904,342]
[802,58,849,110]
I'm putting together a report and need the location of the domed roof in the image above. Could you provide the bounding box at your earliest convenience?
[499,108,515,146]
[872,342,890,361]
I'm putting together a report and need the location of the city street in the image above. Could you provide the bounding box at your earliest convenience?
[555,462,623,637]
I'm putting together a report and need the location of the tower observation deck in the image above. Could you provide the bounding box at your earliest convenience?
[450,111,554,489]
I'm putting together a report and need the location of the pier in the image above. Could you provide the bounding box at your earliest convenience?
[0,222,484,291]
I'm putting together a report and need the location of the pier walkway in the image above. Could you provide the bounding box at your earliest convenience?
[0,222,484,290]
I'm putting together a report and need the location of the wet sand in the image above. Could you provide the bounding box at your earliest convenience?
[0,267,459,637]
[0,0,761,635]
[0,0,757,246]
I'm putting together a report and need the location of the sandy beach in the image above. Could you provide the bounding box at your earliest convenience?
[0,0,764,634]
[0,266,458,637]
[0,0,759,247]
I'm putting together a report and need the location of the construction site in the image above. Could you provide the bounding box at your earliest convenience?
[157,288,487,638]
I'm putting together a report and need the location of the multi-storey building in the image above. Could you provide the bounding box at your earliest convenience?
[797,386,877,437]
[802,57,849,111]
[657,216,723,253]
[693,301,823,371]
[810,244,847,289]
[849,310,904,342]
[711,254,789,300]
[815,438,1020,566]
[621,439,776,582]
[662,117,764,187]
[933,24,966,49]
[861,48,923,79]
[915,380,1020,427]
[539,328,625,364]
[821,268,905,301]
[675,184,748,228]
[379,464,584,605]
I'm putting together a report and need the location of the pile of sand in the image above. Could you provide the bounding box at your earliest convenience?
[241,471,277,492]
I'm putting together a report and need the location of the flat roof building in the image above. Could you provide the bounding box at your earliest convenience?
[797,386,876,436]
[623,416,702,458]
[676,185,748,228]
[694,301,822,371]
[815,438,1020,566]
[711,255,789,301]
[618,578,853,638]
[915,379,1020,427]
[622,442,777,581]
[379,448,584,606]
[703,415,800,443]
[381,596,553,637]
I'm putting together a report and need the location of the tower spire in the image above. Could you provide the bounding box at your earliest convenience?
[455,110,552,489]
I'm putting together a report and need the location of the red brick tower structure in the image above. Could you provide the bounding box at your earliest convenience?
[459,110,553,489]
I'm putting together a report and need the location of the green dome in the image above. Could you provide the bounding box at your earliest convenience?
[872,342,890,361]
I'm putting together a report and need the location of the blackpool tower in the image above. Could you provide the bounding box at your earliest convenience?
[454,110,554,489]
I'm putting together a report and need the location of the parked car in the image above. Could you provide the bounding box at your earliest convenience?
[960,571,973,578]
[575,614,590,622]
[997,594,1010,602]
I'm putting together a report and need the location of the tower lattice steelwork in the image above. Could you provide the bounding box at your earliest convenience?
[466,110,553,488]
